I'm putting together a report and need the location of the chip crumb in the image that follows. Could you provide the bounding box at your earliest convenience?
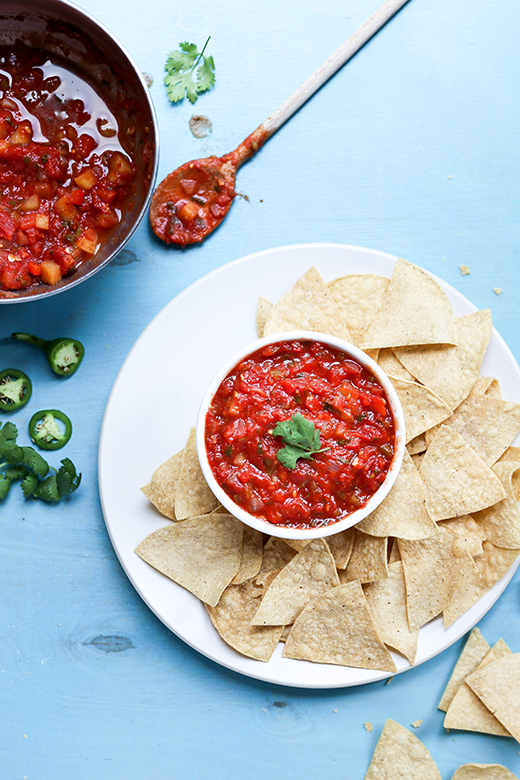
[385,676,394,684]
[459,265,470,276]
[333,708,338,713]
[141,72,154,88]
[189,115,213,139]
[411,719,423,728]
[364,721,373,732]
[442,257,446,262]
[493,287,503,295]
[448,174,453,179]
[22,734,27,739]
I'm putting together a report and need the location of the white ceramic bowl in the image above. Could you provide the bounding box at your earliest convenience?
[196,331,406,540]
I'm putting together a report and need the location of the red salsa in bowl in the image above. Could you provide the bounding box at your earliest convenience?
[0,44,138,292]
[198,332,405,537]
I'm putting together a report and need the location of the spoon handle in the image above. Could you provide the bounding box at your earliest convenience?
[231,0,411,167]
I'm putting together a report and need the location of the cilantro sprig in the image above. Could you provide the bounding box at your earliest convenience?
[164,37,216,104]
[0,421,81,503]
[272,413,329,470]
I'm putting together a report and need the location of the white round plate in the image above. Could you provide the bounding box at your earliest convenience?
[99,243,520,688]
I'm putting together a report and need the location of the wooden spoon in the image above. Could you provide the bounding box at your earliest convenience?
[150,0,411,246]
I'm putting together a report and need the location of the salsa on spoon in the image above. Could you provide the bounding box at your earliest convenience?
[149,0,410,247]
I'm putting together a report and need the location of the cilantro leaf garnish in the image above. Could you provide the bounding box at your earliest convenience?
[272,413,329,469]
[164,38,215,104]
[0,421,81,503]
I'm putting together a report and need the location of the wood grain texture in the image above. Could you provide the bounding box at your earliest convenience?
[1,0,520,777]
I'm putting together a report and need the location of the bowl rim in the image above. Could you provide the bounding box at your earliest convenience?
[196,330,406,540]
[0,0,159,304]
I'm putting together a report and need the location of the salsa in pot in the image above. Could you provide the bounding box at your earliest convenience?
[205,339,396,529]
[0,45,136,291]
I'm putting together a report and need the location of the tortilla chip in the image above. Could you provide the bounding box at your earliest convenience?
[434,395,520,467]
[444,640,512,737]
[175,428,218,520]
[451,765,519,780]
[231,526,263,584]
[467,653,520,742]
[327,527,355,569]
[498,446,520,466]
[263,267,352,341]
[344,530,388,583]
[364,720,441,780]
[140,450,183,520]
[388,538,401,563]
[412,452,426,469]
[327,273,389,345]
[360,258,457,349]
[134,513,243,607]
[283,539,311,552]
[424,376,500,449]
[256,296,272,337]
[473,461,520,548]
[443,580,488,628]
[439,515,485,557]
[206,580,283,661]
[395,310,492,410]
[407,433,427,455]
[356,449,438,540]
[438,627,491,712]
[251,539,339,626]
[398,526,479,630]
[475,541,520,587]
[258,538,296,578]
[390,377,452,443]
[283,580,396,671]
[377,348,415,381]
[440,532,484,628]
[364,561,418,664]
[419,426,506,522]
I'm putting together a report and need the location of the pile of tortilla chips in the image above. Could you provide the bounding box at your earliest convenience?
[439,627,520,742]
[136,259,520,668]
[364,720,518,779]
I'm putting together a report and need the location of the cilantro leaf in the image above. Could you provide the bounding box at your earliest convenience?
[56,458,82,496]
[0,474,13,500]
[165,70,199,104]
[0,421,80,503]
[164,37,215,104]
[272,413,329,470]
[167,41,199,71]
[21,472,38,498]
[33,475,61,503]
[276,445,315,470]
[0,421,18,450]
[2,443,49,478]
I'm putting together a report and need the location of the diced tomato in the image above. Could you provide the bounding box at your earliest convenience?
[27,260,41,276]
[68,188,84,205]
[94,208,119,229]
[0,212,18,240]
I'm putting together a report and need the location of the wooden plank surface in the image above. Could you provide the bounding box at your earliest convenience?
[1,0,520,777]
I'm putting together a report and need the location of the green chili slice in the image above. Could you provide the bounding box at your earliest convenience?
[28,409,72,450]
[11,332,85,377]
[0,369,32,412]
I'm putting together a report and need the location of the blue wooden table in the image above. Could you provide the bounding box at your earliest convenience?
[2,0,520,777]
